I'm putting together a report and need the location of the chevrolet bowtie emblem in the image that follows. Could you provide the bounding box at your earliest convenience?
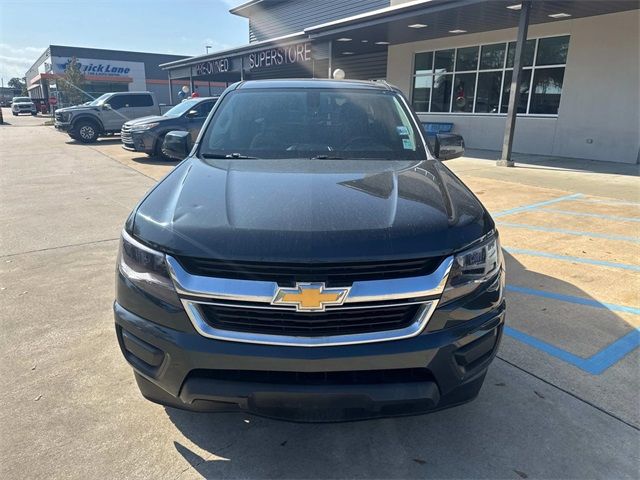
[272,283,350,312]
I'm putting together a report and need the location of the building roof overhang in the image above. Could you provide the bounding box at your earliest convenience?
[306,0,639,56]
[165,0,639,70]
[159,31,307,70]
[229,0,288,18]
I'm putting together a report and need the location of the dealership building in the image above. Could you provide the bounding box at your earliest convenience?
[25,45,226,106]
[161,0,639,164]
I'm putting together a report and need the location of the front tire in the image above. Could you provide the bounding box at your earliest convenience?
[154,133,171,161]
[73,120,100,143]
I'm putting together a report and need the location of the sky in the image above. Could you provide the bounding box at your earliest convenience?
[0,0,248,82]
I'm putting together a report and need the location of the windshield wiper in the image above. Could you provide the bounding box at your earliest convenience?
[311,155,345,160]
[201,153,258,159]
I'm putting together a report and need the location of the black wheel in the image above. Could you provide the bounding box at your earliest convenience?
[154,133,171,161]
[73,120,100,143]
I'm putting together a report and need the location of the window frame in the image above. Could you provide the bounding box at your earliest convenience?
[410,34,570,117]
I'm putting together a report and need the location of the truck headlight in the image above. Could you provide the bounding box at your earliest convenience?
[130,122,159,131]
[117,230,181,307]
[440,232,503,305]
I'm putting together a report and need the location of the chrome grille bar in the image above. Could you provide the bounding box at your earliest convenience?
[166,255,453,306]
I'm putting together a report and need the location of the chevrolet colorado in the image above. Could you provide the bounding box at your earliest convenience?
[115,79,505,421]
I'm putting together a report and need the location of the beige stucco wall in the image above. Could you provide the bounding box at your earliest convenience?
[386,10,640,163]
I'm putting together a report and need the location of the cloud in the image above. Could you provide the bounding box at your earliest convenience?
[0,43,44,78]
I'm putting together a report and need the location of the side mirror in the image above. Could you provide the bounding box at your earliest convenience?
[434,133,465,161]
[186,110,198,118]
[103,103,112,110]
[162,130,190,160]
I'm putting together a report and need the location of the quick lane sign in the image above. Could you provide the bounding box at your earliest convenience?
[248,43,312,70]
[195,58,230,76]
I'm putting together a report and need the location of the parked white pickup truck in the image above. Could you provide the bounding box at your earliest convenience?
[54,91,160,143]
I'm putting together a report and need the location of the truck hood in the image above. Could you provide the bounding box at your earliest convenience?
[132,157,493,263]
[124,115,167,126]
[56,105,98,114]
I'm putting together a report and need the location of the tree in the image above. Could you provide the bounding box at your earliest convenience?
[57,57,87,106]
[7,77,27,95]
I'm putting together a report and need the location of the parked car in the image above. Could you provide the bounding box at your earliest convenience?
[121,97,218,160]
[54,91,160,143]
[11,96,37,116]
[115,79,504,422]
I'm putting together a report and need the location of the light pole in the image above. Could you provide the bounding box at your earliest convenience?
[205,45,212,55]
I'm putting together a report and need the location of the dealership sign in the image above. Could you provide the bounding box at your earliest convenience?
[52,57,142,78]
[195,58,230,76]
[248,42,312,70]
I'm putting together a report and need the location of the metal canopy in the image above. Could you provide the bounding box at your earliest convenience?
[306,0,639,56]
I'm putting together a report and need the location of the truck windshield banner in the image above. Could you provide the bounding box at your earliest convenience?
[248,42,312,70]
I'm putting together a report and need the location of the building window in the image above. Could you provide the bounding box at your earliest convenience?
[411,35,569,115]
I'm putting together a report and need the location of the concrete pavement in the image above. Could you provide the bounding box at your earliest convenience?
[1,113,639,479]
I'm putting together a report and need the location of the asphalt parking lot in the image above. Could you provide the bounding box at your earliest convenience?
[1,108,639,479]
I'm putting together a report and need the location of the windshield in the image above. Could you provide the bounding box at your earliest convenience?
[88,93,111,106]
[13,97,31,103]
[199,88,426,160]
[164,99,200,117]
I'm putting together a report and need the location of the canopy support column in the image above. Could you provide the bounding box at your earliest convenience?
[498,0,531,167]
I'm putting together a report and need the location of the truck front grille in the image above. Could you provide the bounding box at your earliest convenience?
[175,256,445,286]
[198,303,420,337]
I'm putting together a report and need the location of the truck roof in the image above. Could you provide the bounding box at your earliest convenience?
[234,79,394,91]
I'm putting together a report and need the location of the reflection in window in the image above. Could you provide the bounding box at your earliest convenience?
[452,73,476,112]
[431,74,452,112]
[530,68,565,114]
[456,46,479,71]
[414,52,433,74]
[501,69,531,113]
[536,36,570,66]
[506,39,536,67]
[475,71,502,113]
[412,75,432,112]
[434,49,455,72]
[410,35,568,114]
[480,43,506,70]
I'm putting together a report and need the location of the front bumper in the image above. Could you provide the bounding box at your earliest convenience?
[121,130,156,154]
[114,271,505,421]
[54,121,71,131]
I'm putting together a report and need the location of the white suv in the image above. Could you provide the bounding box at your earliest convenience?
[11,97,37,116]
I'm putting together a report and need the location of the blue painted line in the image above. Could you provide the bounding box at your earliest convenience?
[493,193,583,218]
[571,198,640,207]
[541,209,640,223]
[584,329,640,374]
[504,326,587,368]
[497,222,640,243]
[504,326,640,374]
[506,285,640,315]
[504,247,640,272]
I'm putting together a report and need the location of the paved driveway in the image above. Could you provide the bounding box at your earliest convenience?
[1,114,638,479]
